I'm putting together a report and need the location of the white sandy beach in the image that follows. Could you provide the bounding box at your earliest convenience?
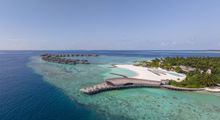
[115,64,220,92]
[115,64,186,82]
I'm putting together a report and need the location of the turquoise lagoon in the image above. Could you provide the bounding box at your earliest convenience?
[29,55,220,120]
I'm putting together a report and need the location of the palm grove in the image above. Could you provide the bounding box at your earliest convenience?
[137,57,220,88]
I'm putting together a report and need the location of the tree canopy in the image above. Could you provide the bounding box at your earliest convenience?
[137,57,220,88]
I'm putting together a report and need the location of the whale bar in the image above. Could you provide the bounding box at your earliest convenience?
[41,53,98,65]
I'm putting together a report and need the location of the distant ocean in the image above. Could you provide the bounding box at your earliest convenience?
[1,50,220,120]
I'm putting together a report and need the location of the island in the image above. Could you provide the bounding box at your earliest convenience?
[136,57,220,88]
[81,57,220,94]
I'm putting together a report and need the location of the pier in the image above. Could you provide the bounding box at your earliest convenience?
[80,78,207,95]
[41,53,99,57]
[80,78,162,95]
[160,85,205,91]
[110,73,128,78]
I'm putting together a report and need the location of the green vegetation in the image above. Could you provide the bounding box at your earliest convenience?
[137,57,220,88]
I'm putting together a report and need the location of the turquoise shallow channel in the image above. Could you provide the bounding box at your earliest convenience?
[29,55,220,120]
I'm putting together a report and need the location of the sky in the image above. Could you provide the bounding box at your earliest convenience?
[0,0,220,50]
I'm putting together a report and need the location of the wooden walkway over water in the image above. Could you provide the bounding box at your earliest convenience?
[80,78,207,95]
[160,85,205,91]
[80,78,162,94]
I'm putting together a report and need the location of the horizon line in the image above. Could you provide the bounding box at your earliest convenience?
[0,49,219,51]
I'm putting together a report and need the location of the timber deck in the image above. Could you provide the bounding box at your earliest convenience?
[80,78,208,95]
[160,85,205,91]
[80,78,161,94]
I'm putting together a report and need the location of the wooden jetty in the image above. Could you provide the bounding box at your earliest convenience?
[80,78,208,95]
[41,53,99,57]
[160,85,205,91]
[80,78,161,95]
[110,73,128,78]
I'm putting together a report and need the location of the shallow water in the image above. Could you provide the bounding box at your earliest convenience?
[29,54,220,120]
[0,52,105,120]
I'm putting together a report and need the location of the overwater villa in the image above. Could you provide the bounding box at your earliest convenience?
[41,53,98,65]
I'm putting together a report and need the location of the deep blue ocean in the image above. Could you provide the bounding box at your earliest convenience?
[1,50,220,120]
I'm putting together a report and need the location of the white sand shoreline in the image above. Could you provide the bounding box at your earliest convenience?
[115,64,220,92]
[115,64,186,82]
